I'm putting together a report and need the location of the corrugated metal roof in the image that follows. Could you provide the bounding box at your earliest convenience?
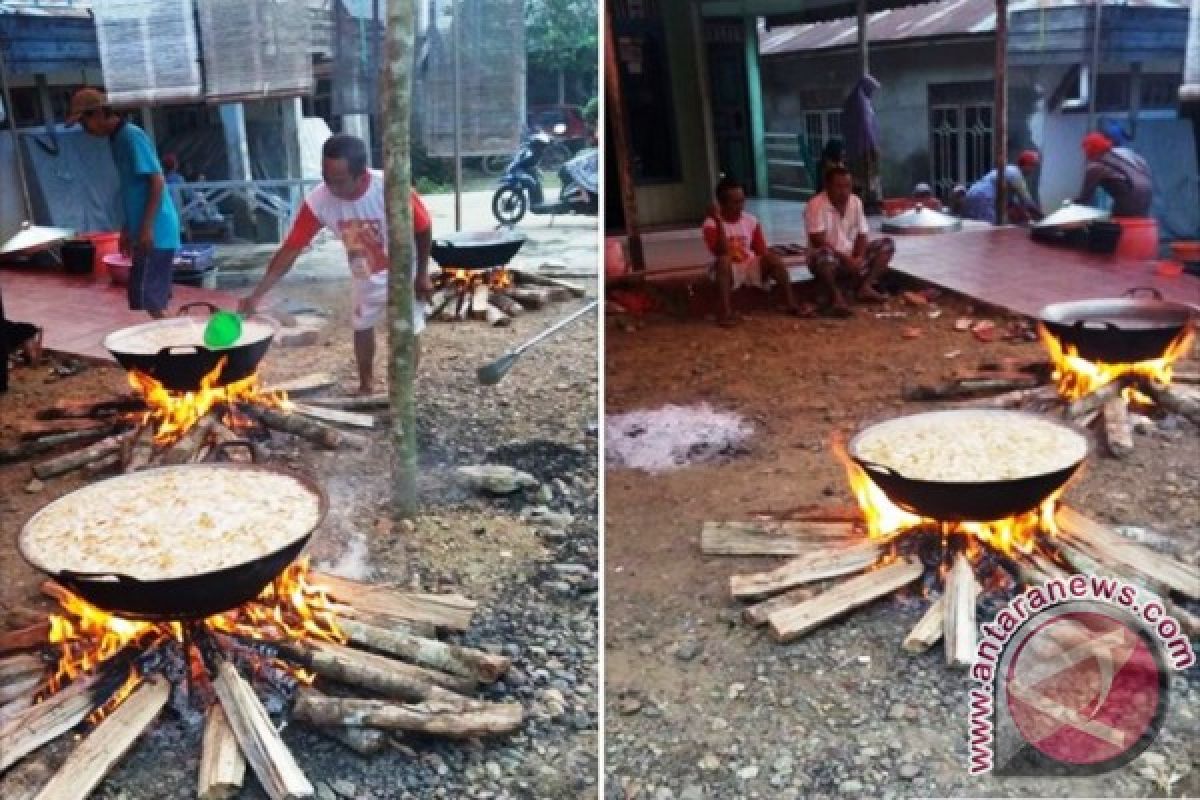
[761,0,1190,55]
[0,2,91,18]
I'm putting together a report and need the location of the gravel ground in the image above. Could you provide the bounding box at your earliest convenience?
[0,199,599,799]
[603,286,1199,800]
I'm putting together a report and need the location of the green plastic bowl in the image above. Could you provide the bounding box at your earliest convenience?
[203,311,243,349]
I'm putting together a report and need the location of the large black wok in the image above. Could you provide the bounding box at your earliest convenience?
[18,458,327,621]
[104,302,276,392]
[1038,288,1195,364]
[848,410,1088,522]
[431,230,527,270]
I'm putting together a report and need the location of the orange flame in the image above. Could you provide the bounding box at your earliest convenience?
[1038,323,1194,403]
[127,361,289,445]
[490,268,513,289]
[207,557,346,647]
[833,439,1060,556]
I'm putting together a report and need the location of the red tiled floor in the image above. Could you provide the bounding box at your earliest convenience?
[1,268,239,362]
[890,227,1199,316]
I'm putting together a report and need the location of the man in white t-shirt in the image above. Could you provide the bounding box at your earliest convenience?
[240,134,433,394]
[804,166,894,317]
[702,176,808,326]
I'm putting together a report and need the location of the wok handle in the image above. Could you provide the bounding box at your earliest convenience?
[156,344,200,356]
[1071,319,1119,332]
[209,439,260,463]
[178,301,220,317]
[854,457,903,478]
[58,569,141,585]
[1124,287,1163,300]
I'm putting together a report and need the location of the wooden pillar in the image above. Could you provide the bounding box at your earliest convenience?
[451,0,462,232]
[342,114,373,165]
[744,16,768,196]
[281,97,304,210]
[219,103,252,182]
[34,75,56,141]
[604,3,645,272]
[691,1,719,193]
[856,0,869,78]
[993,0,1008,226]
[139,107,157,145]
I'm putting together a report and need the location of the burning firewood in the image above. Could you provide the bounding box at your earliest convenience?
[767,558,924,643]
[1102,396,1134,458]
[312,573,476,632]
[502,287,550,311]
[290,403,376,430]
[29,675,170,800]
[333,617,510,683]
[0,668,117,771]
[741,587,815,627]
[247,406,362,450]
[291,687,524,738]
[162,415,218,466]
[32,431,138,480]
[902,595,946,654]
[701,520,858,556]
[199,705,246,800]
[488,292,524,318]
[1136,378,1200,427]
[944,554,980,668]
[272,640,474,701]
[729,541,883,599]
[1065,379,1126,420]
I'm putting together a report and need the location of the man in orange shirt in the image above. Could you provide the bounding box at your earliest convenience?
[240,134,433,394]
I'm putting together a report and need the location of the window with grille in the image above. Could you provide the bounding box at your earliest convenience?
[803,110,841,158]
[928,83,994,200]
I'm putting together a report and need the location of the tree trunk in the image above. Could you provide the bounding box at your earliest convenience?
[384,0,419,521]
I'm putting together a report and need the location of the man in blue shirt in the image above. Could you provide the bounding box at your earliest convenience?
[68,89,181,318]
[962,149,1044,225]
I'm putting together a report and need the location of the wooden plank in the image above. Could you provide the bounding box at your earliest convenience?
[261,373,336,396]
[301,395,389,411]
[335,617,510,683]
[1102,395,1134,458]
[1056,506,1199,599]
[469,283,490,321]
[944,554,979,668]
[902,595,946,654]
[730,541,882,599]
[701,520,857,556]
[0,673,103,771]
[290,403,376,430]
[0,623,49,655]
[33,431,137,480]
[17,419,114,442]
[509,268,588,297]
[312,573,476,631]
[767,558,923,643]
[199,705,246,800]
[741,587,815,627]
[291,688,523,738]
[31,676,170,800]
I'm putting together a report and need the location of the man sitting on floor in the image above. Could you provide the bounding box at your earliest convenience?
[805,166,894,317]
[702,175,807,327]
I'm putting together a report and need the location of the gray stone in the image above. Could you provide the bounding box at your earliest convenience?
[737,765,759,780]
[840,779,864,794]
[331,780,357,798]
[316,784,338,800]
[654,789,676,800]
[680,786,706,800]
[898,764,920,780]
[674,639,703,662]
[456,465,538,494]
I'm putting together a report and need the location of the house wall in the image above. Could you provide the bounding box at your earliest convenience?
[761,40,1041,198]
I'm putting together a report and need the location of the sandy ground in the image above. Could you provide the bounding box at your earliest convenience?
[603,286,1200,800]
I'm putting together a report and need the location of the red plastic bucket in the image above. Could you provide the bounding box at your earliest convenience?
[79,231,121,278]
[1112,216,1158,261]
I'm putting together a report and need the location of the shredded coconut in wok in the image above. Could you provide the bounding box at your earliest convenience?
[853,411,1087,482]
[107,318,275,354]
[22,466,320,581]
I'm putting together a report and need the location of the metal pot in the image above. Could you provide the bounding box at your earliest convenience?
[430,230,527,270]
[104,302,276,391]
[847,410,1089,522]
[881,205,962,235]
[1038,288,1196,364]
[18,460,327,620]
[1033,202,1109,229]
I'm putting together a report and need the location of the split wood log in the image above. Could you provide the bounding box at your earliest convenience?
[1102,395,1134,457]
[83,452,123,476]
[163,415,217,466]
[0,623,50,655]
[0,428,123,466]
[313,572,476,631]
[509,268,587,296]
[0,695,34,723]
[958,385,1060,409]
[944,554,979,668]
[1077,409,1102,430]
[212,660,314,800]
[17,419,115,441]
[261,373,336,396]
[0,672,44,705]
[488,291,525,317]
[485,305,512,327]
[248,406,353,450]
[123,424,158,473]
[33,430,137,480]
[902,595,946,654]
[272,639,472,702]
[906,376,1037,401]
[1171,370,1200,384]
[729,541,882,599]
[470,283,491,321]
[701,520,856,556]
[35,398,144,420]
[748,504,863,523]
[503,287,549,310]
[199,704,246,800]
[1056,506,1199,599]
[291,688,523,738]
[318,725,387,756]
[0,671,105,771]
[0,653,44,683]
[1136,378,1200,427]
[290,403,376,429]
[302,394,389,411]
[327,604,436,639]
[31,675,169,800]
[767,558,923,643]
[1030,554,1071,583]
[543,286,574,303]
[0,743,61,800]
[1,608,48,629]
[335,616,510,683]
[741,587,816,627]
[1065,380,1125,419]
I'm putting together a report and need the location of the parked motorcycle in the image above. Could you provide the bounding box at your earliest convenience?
[491,132,598,226]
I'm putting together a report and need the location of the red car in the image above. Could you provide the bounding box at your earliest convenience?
[526,104,594,144]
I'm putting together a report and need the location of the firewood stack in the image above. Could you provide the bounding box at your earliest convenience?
[701,504,1199,666]
[903,352,1200,459]
[427,267,587,326]
[0,571,524,800]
